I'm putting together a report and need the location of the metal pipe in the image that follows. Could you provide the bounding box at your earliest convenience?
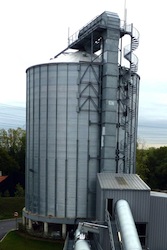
[74,239,90,250]
[115,199,142,250]
[74,226,90,250]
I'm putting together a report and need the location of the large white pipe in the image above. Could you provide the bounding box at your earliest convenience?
[115,199,142,250]
[74,224,91,250]
[74,239,91,250]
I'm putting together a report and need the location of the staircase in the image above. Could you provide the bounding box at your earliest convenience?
[66,239,74,250]
[123,24,139,73]
[110,220,121,250]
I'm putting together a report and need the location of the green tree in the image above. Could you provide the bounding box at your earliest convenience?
[0,147,19,175]
[145,147,157,188]
[0,128,26,174]
[136,145,167,190]
[0,128,25,151]
[136,148,149,182]
[14,183,25,197]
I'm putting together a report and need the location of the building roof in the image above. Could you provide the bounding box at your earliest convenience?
[0,176,8,183]
[97,173,150,191]
[151,191,167,198]
[50,51,101,63]
[26,50,101,71]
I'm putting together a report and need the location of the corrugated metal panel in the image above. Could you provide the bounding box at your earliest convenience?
[148,192,167,250]
[104,190,150,222]
[96,173,150,223]
[26,58,101,221]
[97,173,150,190]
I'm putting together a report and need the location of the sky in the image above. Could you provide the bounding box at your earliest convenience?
[0,0,167,147]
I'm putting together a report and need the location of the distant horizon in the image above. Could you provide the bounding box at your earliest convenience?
[0,103,26,130]
[0,103,166,149]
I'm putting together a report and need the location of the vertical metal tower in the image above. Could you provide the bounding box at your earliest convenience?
[67,11,140,174]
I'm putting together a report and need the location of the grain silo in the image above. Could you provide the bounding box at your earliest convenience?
[23,51,101,236]
[23,11,140,238]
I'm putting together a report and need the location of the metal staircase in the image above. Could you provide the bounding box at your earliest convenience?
[116,24,140,173]
[105,210,121,250]
[123,24,139,73]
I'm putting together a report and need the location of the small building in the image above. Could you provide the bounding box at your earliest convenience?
[0,175,8,183]
[0,171,24,197]
[96,173,150,248]
[148,191,167,249]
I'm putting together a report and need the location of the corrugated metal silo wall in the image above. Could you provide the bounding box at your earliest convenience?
[148,193,167,250]
[26,61,101,220]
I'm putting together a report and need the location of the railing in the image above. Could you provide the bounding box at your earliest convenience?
[105,210,116,250]
[121,23,139,73]
[63,232,69,250]
[68,30,80,45]
[68,14,102,45]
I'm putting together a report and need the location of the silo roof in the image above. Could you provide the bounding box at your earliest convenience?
[49,50,101,63]
[97,173,150,191]
[26,50,101,71]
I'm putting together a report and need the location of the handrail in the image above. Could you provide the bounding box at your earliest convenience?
[63,232,69,250]
[121,24,139,73]
[68,14,102,45]
[105,210,116,250]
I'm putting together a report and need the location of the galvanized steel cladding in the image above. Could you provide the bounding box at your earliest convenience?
[26,60,101,220]
[148,192,167,249]
[96,173,150,223]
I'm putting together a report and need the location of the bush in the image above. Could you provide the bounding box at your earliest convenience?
[15,183,25,197]
[4,189,10,197]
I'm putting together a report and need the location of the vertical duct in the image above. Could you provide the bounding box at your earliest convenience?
[100,13,120,172]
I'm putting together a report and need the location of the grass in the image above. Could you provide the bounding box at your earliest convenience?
[0,197,25,220]
[0,198,64,249]
[0,231,64,250]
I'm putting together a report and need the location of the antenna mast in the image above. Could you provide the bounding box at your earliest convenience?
[124,0,127,29]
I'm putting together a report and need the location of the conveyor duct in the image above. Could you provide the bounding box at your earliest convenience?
[115,199,142,250]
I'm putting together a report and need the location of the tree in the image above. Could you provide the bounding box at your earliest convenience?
[0,147,19,175]
[136,147,149,182]
[136,146,167,190]
[0,128,26,174]
[0,128,25,196]
[14,183,25,197]
[0,128,25,152]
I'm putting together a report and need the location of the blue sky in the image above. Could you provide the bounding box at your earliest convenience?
[0,0,167,147]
